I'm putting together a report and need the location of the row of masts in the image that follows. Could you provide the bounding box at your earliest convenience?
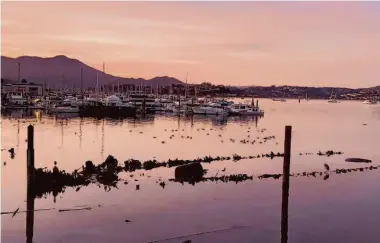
[16,61,197,97]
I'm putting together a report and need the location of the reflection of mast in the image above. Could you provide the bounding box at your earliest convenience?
[177,114,180,129]
[101,119,105,159]
[61,120,64,147]
[17,119,20,148]
[255,116,258,128]
[79,117,83,149]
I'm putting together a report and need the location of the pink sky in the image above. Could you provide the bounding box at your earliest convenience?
[2,1,380,88]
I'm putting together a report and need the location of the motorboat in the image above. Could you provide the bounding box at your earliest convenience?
[362,99,378,105]
[192,103,228,115]
[49,104,80,113]
[229,103,264,116]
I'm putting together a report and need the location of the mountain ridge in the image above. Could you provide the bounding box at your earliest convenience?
[1,55,184,88]
[1,55,379,90]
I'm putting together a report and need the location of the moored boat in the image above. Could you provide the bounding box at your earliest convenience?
[49,104,80,113]
[229,104,264,116]
[362,99,378,105]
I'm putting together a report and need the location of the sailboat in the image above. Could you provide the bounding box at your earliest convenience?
[327,90,339,103]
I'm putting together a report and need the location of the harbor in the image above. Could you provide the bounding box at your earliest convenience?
[2,1,380,243]
[1,84,265,118]
[2,99,380,243]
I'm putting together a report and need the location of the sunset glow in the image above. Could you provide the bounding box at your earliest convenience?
[2,1,380,87]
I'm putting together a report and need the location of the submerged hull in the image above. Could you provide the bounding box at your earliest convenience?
[233,111,264,116]
[229,109,264,116]
[327,100,339,103]
[79,105,137,118]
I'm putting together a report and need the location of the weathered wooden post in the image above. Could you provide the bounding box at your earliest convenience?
[27,125,35,180]
[281,126,292,243]
[26,125,35,243]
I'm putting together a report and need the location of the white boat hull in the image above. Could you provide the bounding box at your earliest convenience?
[192,107,227,115]
[362,100,378,104]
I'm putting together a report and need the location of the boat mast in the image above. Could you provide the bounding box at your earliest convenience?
[18,62,21,83]
[185,72,188,99]
[80,68,83,97]
[96,72,99,99]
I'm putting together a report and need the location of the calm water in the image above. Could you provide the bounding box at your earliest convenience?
[2,99,380,243]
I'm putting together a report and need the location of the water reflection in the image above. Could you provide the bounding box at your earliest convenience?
[26,187,35,243]
[1,109,262,128]
[26,162,35,243]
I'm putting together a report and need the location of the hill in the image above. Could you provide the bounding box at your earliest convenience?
[1,55,184,88]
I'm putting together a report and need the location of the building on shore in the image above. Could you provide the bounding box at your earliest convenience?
[1,79,43,97]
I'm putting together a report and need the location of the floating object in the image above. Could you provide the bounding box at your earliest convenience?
[317,150,343,157]
[159,181,166,188]
[175,163,204,182]
[324,163,330,171]
[59,207,91,212]
[345,158,372,163]
[125,220,131,223]
[258,174,281,179]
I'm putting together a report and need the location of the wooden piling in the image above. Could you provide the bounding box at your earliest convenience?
[26,124,35,243]
[27,125,35,179]
[281,126,292,243]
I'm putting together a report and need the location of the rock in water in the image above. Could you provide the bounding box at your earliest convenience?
[175,163,204,181]
[345,158,372,163]
[84,161,96,172]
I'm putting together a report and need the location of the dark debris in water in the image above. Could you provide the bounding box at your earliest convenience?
[34,155,122,200]
[345,158,372,163]
[31,149,369,198]
[8,148,15,159]
[317,150,343,157]
[169,164,380,185]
